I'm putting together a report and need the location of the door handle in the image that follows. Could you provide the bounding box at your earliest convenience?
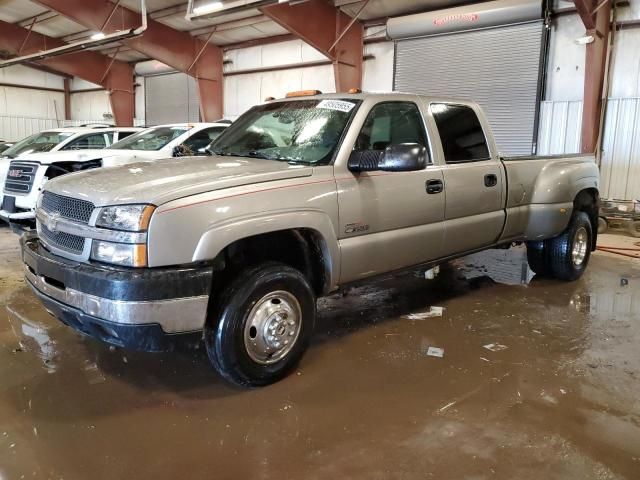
[426,179,443,194]
[484,174,498,187]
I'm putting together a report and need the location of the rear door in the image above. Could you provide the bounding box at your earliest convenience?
[429,103,505,254]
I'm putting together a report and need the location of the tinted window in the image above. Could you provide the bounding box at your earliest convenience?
[183,127,227,154]
[355,102,429,154]
[431,104,490,163]
[64,133,107,150]
[116,131,137,141]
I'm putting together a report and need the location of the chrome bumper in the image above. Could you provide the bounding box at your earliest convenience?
[25,264,209,333]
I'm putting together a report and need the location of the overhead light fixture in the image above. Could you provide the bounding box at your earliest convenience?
[193,1,224,15]
[0,0,148,69]
[575,35,595,45]
[185,0,288,21]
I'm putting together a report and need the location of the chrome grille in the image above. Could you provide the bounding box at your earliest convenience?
[4,161,38,194]
[41,191,94,223]
[40,224,85,254]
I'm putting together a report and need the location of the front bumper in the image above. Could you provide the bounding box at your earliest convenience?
[21,236,213,352]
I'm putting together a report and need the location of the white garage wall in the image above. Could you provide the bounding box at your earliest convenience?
[223,39,334,118]
[0,65,66,141]
[363,40,394,92]
[540,4,640,200]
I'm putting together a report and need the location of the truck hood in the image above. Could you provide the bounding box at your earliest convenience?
[45,155,314,207]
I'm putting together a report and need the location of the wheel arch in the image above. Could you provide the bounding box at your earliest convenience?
[194,211,340,295]
[573,188,600,250]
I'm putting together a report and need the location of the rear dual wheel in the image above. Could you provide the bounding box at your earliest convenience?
[526,211,593,281]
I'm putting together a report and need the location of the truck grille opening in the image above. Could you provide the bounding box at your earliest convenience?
[41,191,94,223]
[4,161,38,195]
[40,224,85,254]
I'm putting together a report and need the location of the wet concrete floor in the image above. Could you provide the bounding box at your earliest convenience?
[0,225,639,479]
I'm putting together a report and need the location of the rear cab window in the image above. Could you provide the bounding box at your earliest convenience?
[430,103,490,163]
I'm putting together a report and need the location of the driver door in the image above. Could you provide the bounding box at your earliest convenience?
[336,101,445,283]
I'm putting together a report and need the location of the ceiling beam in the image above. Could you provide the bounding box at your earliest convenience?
[260,0,364,92]
[34,0,223,121]
[0,19,134,126]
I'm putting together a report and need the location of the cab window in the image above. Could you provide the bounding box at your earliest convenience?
[183,127,227,154]
[431,103,490,163]
[64,133,107,150]
[115,131,137,142]
[354,102,429,160]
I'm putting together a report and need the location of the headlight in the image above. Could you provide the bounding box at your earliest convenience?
[96,204,155,232]
[91,241,147,267]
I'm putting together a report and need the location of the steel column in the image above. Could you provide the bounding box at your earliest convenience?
[573,0,612,154]
[260,0,363,91]
[0,20,134,126]
[34,0,223,120]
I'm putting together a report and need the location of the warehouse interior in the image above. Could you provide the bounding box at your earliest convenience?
[0,0,639,478]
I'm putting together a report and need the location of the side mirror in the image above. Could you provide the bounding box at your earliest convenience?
[172,144,193,157]
[348,150,383,172]
[378,143,427,172]
[348,143,427,173]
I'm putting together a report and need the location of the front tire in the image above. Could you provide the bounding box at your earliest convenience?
[205,262,316,387]
[546,211,593,281]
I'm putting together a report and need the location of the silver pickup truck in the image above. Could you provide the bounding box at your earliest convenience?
[21,92,599,386]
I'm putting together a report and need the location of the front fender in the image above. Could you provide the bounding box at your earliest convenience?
[192,209,340,290]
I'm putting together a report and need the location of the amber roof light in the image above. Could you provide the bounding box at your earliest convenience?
[285,90,322,98]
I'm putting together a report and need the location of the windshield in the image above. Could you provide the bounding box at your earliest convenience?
[2,131,74,158]
[109,126,189,151]
[211,99,360,165]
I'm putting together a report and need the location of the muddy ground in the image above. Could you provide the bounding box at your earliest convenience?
[0,225,639,479]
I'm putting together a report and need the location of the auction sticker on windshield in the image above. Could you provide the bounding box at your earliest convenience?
[316,100,356,113]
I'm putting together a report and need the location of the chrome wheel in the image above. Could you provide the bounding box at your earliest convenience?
[243,291,302,365]
[572,226,588,266]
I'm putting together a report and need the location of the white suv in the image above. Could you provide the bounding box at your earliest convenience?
[0,123,228,229]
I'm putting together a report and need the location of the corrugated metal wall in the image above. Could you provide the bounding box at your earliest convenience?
[537,98,640,200]
[537,100,582,154]
[600,98,640,200]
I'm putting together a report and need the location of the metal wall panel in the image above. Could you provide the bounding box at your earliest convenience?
[601,98,640,200]
[0,116,59,142]
[394,21,544,155]
[145,72,200,126]
[537,100,582,154]
[537,97,640,200]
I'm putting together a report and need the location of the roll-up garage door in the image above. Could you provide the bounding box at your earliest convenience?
[145,72,200,125]
[390,0,545,155]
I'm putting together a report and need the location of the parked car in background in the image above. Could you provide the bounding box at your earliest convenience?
[0,127,141,228]
[0,123,227,229]
[21,92,599,386]
[0,142,14,154]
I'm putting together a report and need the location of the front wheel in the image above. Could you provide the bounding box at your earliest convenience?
[546,211,593,281]
[205,262,316,387]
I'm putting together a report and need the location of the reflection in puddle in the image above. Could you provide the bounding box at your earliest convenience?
[453,247,535,286]
[6,305,58,373]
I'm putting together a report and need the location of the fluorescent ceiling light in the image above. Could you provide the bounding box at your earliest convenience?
[90,32,106,40]
[193,1,224,15]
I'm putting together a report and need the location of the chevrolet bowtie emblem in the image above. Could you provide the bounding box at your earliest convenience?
[47,212,61,233]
